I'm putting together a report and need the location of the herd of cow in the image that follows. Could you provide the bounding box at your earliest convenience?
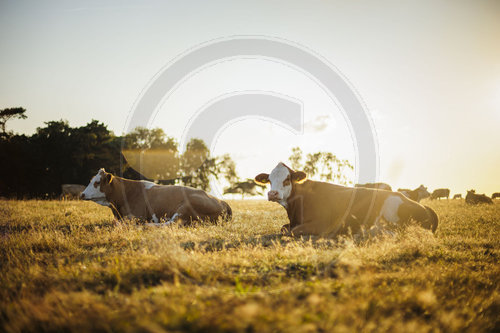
[62,164,497,238]
[354,183,497,205]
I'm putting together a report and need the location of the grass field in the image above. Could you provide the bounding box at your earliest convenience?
[0,199,499,332]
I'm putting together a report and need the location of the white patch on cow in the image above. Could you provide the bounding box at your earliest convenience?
[141,181,156,190]
[380,195,404,224]
[94,199,110,207]
[268,163,292,207]
[143,214,177,227]
[143,214,163,226]
[81,170,109,206]
[368,225,396,238]
[168,213,180,223]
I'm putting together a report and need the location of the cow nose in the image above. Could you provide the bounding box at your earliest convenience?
[80,193,85,199]
[268,191,280,201]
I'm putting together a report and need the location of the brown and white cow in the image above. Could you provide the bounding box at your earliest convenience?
[81,169,232,225]
[255,163,438,236]
[355,182,392,191]
[492,192,500,199]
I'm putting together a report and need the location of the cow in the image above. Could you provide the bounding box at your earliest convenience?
[465,190,493,205]
[355,182,392,191]
[61,184,86,200]
[492,192,500,199]
[397,185,430,202]
[254,163,438,237]
[453,194,462,199]
[81,168,232,225]
[430,188,450,200]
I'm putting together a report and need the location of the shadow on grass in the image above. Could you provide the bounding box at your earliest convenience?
[0,221,116,236]
[180,233,340,252]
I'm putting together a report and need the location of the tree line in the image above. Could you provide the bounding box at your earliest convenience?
[0,116,236,198]
[0,107,353,198]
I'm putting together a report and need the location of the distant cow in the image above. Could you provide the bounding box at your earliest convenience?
[255,163,438,236]
[61,184,86,200]
[453,194,462,199]
[355,182,392,191]
[430,188,450,200]
[492,192,500,199]
[465,190,493,205]
[398,185,430,202]
[81,168,232,224]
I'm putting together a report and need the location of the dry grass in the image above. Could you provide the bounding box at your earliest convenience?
[0,199,499,332]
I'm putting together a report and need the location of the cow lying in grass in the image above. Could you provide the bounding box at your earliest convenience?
[255,163,438,237]
[81,169,232,225]
[465,190,493,205]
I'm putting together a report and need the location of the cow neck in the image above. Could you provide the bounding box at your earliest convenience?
[106,177,134,212]
[286,180,304,209]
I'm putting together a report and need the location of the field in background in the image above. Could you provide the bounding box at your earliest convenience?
[0,199,499,332]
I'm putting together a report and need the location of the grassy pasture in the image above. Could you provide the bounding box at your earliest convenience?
[0,199,499,332]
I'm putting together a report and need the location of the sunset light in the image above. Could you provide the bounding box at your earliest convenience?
[1,1,498,332]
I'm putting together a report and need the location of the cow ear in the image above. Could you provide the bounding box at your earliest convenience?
[254,173,270,185]
[291,171,307,183]
[105,173,113,184]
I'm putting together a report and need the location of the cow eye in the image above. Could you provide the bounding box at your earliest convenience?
[283,179,291,186]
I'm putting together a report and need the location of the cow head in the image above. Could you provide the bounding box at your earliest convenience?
[254,162,307,207]
[416,185,430,200]
[81,168,114,206]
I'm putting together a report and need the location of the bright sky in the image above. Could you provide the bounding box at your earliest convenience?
[1,0,499,196]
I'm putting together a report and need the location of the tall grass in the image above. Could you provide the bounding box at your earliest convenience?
[0,199,498,332]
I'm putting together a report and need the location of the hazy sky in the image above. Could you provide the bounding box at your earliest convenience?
[1,0,499,195]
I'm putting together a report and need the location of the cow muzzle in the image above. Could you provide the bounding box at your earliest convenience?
[267,190,281,202]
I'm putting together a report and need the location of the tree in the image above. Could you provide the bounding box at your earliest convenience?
[288,147,354,185]
[289,147,303,170]
[0,121,238,197]
[122,127,180,182]
[27,120,121,196]
[214,154,238,185]
[180,139,212,190]
[123,127,177,150]
[178,138,239,191]
[0,107,27,137]
[224,179,266,199]
[70,120,122,181]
